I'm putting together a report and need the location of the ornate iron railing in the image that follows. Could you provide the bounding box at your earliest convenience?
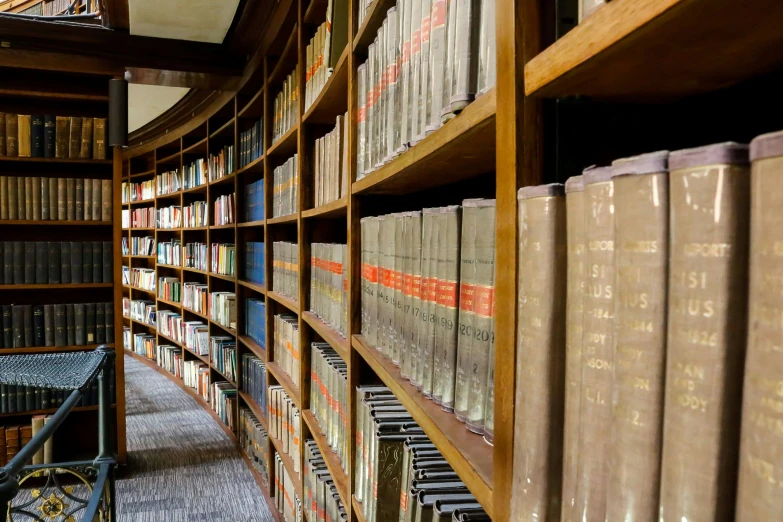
[0,346,116,522]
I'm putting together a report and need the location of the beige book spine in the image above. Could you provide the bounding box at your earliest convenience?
[415,209,435,389]
[455,200,480,420]
[561,175,585,522]
[422,207,440,396]
[400,213,413,375]
[606,151,670,522]
[48,177,57,221]
[368,218,380,347]
[660,142,749,522]
[361,219,370,339]
[393,213,405,364]
[378,215,392,353]
[429,208,447,401]
[438,205,461,411]
[574,166,615,522]
[511,184,566,522]
[404,211,422,380]
[737,131,783,520]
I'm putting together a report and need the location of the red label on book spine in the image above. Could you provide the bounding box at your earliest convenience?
[394,269,403,291]
[437,280,458,308]
[474,284,495,317]
[358,106,366,123]
[460,282,476,311]
[412,276,422,299]
[421,17,431,43]
[431,0,446,27]
[403,273,413,296]
[412,30,421,53]
[428,277,438,303]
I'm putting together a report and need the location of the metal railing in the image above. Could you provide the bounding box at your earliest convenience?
[0,346,116,521]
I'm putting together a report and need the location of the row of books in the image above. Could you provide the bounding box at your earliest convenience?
[239,120,263,169]
[208,145,235,182]
[211,243,235,276]
[156,344,183,379]
[183,241,206,270]
[184,201,208,228]
[211,381,238,432]
[505,136,783,522]
[268,384,301,473]
[0,419,51,467]
[214,193,235,226]
[125,298,156,327]
[184,360,210,402]
[272,241,299,302]
[0,114,106,160]
[0,240,113,285]
[244,241,265,286]
[244,179,265,222]
[272,155,298,218]
[210,337,237,382]
[125,266,155,291]
[122,179,155,202]
[304,21,333,112]
[183,282,208,316]
[157,205,182,229]
[242,353,267,412]
[273,313,300,388]
[158,276,181,303]
[158,309,182,343]
[240,408,270,485]
[184,159,208,189]
[314,115,349,208]
[0,301,114,349]
[122,207,153,229]
[0,365,116,415]
[124,236,154,256]
[304,441,347,522]
[157,239,181,266]
[355,0,495,180]
[273,68,298,144]
[131,332,155,359]
[274,451,302,522]
[360,201,497,439]
[355,385,489,522]
[184,320,209,356]
[309,242,348,337]
[245,298,266,349]
[309,343,347,473]
[157,170,182,196]
[0,176,112,222]
[210,291,237,330]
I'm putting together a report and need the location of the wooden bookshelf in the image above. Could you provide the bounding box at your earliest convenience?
[302,409,349,507]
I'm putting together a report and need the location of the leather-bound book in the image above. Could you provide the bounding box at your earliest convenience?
[31,177,41,220]
[455,200,479,421]
[737,130,783,520]
[32,305,45,346]
[70,241,81,284]
[5,427,19,461]
[101,179,112,221]
[83,177,92,221]
[12,305,24,348]
[43,304,54,347]
[47,242,60,283]
[511,184,566,522]
[22,304,32,347]
[0,176,7,219]
[23,177,32,220]
[73,303,85,345]
[93,118,106,160]
[59,242,71,284]
[92,178,101,221]
[24,241,35,284]
[55,116,68,158]
[82,239,92,283]
[41,175,49,220]
[85,303,95,343]
[6,177,16,220]
[31,115,44,158]
[13,176,23,220]
[660,142,749,522]
[0,113,5,156]
[74,178,84,221]
[104,301,113,343]
[12,241,23,284]
[43,115,56,158]
[2,306,11,348]
[574,165,615,522]
[561,175,585,522]
[35,241,47,284]
[65,303,75,345]
[17,115,31,157]
[53,304,66,347]
[605,152,670,522]
[95,302,105,343]
[2,243,10,283]
[65,178,75,221]
[48,177,57,220]
[0,243,3,285]
[91,241,101,283]
[79,117,93,159]
[5,113,18,157]
[56,178,66,220]
[102,241,112,283]
[68,117,82,159]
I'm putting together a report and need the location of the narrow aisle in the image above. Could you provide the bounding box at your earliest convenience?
[117,356,275,522]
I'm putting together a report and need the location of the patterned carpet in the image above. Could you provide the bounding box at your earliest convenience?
[116,355,275,522]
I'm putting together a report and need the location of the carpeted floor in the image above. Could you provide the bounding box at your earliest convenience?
[116,355,275,522]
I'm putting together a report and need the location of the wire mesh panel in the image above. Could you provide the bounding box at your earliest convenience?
[0,352,107,391]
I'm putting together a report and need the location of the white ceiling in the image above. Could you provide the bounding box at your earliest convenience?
[127,0,241,133]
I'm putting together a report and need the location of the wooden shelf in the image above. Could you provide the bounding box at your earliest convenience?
[352,334,493,516]
[0,89,107,102]
[183,226,209,231]
[210,118,236,139]
[130,169,156,178]
[210,272,237,283]
[267,214,297,225]
[302,197,347,219]
[0,404,114,419]
[156,297,182,308]
[267,361,301,410]
[302,311,349,362]
[352,497,367,522]
[183,266,208,275]
[211,364,238,388]
[182,137,208,155]
[524,0,783,99]
[157,330,183,347]
[209,224,236,230]
[267,124,298,158]
[129,198,155,205]
[303,0,327,24]
[0,283,113,290]
[183,305,209,321]
[182,184,208,194]
[268,24,299,87]
[302,409,349,507]
[0,156,112,165]
[130,317,157,331]
[128,286,156,296]
[156,151,181,164]
[236,154,265,176]
[353,0,396,53]
[238,87,264,119]
[267,291,300,314]
[0,343,113,355]
[128,227,155,231]
[210,320,237,337]
[209,171,238,187]
[2,220,111,226]
[239,390,268,433]
[238,334,265,359]
[129,254,156,259]
[238,279,266,294]
[268,431,304,501]
[237,220,265,228]
[156,191,182,199]
[303,46,350,124]
[352,88,496,195]
[157,263,182,270]
[183,345,210,365]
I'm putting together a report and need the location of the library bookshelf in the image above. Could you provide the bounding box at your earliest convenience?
[0,89,126,463]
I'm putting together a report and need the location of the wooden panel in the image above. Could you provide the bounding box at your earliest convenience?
[302,311,350,362]
[302,196,348,218]
[525,0,783,99]
[268,361,303,410]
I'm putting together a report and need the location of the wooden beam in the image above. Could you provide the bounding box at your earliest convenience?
[125,67,241,91]
[101,0,129,30]
[0,0,41,13]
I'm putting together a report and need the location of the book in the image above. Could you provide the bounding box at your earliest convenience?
[574,165,615,522]
[101,179,112,221]
[31,416,45,464]
[17,115,31,157]
[476,0,495,95]
[24,241,35,284]
[68,117,82,159]
[79,117,93,159]
[41,175,49,220]
[57,177,66,220]
[510,185,566,521]
[31,115,44,158]
[84,176,92,220]
[31,177,41,221]
[5,113,18,157]
[93,118,106,160]
[309,243,348,337]
[44,115,56,158]
[660,143,750,522]
[55,116,68,158]
[606,151,670,521]
[0,113,5,156]
[75,178,84,220]
[454,202,479,421]
[66,178,75,220]
[24,177,32,220]
[561,175,585,522]
[737,130,783,519]
[93,178,101,221]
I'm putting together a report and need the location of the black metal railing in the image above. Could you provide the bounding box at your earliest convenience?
[0,346,116,521]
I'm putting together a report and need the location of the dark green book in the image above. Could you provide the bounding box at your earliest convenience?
[82,240,92,283]
[31,115,44,158]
